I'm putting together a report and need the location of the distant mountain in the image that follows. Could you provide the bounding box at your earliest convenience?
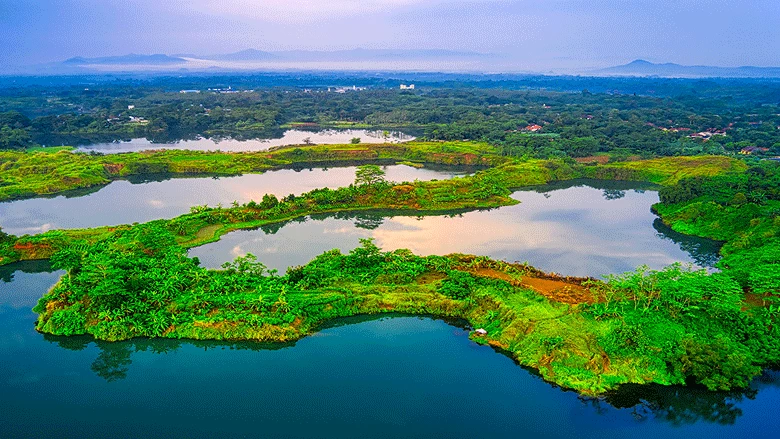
[49,49,493,73]
[63,54,186,65]
[595,59,780,78]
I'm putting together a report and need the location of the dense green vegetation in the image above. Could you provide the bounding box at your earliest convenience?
[0,153,740,267]
[2,73,779,158]
[0,141,502,201]
[31,224,779,394]
[5,153,772,395]
[2,74,777,395]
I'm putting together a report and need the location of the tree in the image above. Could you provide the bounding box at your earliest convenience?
[354,165,386,186]
[351,137,361,144]
[260,194,279,209]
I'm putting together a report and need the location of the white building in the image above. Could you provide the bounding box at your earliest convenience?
[400,84,415,90]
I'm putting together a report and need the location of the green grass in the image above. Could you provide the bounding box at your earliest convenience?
[7,150,777,396]
[0,141,506,202]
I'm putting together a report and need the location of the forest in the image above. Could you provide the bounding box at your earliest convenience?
[1,73,779,158]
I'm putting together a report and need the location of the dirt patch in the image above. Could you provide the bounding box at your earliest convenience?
[575,156,610,165]
[520,276,594,304]
[743,292,777,309]
[471,267,520,284]
[467,267,594,305]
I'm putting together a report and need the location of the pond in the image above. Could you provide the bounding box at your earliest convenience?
[0,164,465,235]
[0,261,778,439]
[71,129,414,154]
[190,180,722,278]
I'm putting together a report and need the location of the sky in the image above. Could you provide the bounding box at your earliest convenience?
[1,0,778,71]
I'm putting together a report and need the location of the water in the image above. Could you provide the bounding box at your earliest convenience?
[191,180,722,278]
[1,262,778,439]
[71,129,414,154]
[0,165,464,235]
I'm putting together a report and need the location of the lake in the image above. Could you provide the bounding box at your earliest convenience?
[71,129,414,154]
[0,164,465,235]
[190,180,721,278]
[0,261,778,439]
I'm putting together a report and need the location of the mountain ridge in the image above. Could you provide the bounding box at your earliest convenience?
[595,59,780,78]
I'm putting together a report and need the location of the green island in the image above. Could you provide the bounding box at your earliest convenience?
[1,141,777,395]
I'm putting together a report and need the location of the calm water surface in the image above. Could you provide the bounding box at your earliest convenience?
[191,180,721,278]
[72,129,414,154]
[1,261,778,439]
[0,165,463,235]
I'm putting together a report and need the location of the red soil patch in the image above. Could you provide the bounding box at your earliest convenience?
[520,277,594,304]
[575,156,610,165]
[469,267,594,305]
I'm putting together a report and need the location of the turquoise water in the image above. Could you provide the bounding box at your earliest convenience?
[1,261,778,438]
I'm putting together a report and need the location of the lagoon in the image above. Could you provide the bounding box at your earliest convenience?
[190,180,721,278]
[0,261,777,439]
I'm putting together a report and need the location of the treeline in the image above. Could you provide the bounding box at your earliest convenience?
[1,77,779,158]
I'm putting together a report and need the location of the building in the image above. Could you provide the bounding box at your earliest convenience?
[688,129,726,140]
[400,84,415,90]
[523,124,543,132]
[740,146,769,155]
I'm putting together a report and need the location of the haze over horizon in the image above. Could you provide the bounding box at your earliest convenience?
[1,0,779,72]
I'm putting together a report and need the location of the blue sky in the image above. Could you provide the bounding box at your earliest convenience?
[1,0,778,69]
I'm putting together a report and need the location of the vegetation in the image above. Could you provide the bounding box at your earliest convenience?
[2,74,780,160]
[0,154,741,267]
[0,140,502,202]
[32,227,779,395]
[1,76,777,395]
[4,154,771,396]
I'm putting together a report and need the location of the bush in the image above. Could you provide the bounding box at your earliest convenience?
[438,271,477,299]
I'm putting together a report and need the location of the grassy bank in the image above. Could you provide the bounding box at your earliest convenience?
[5,149,775,396]
[0,154,742,267]
[33,229,779,395]
[0,141,504,202]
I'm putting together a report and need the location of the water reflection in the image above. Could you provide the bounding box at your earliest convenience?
[191,181,721,277]
[39,317,780,430]
[653,219,723,268]
[597,383,756,426]
[0,164,465,235]
[71,129,414,154]
[3,264,780,437]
